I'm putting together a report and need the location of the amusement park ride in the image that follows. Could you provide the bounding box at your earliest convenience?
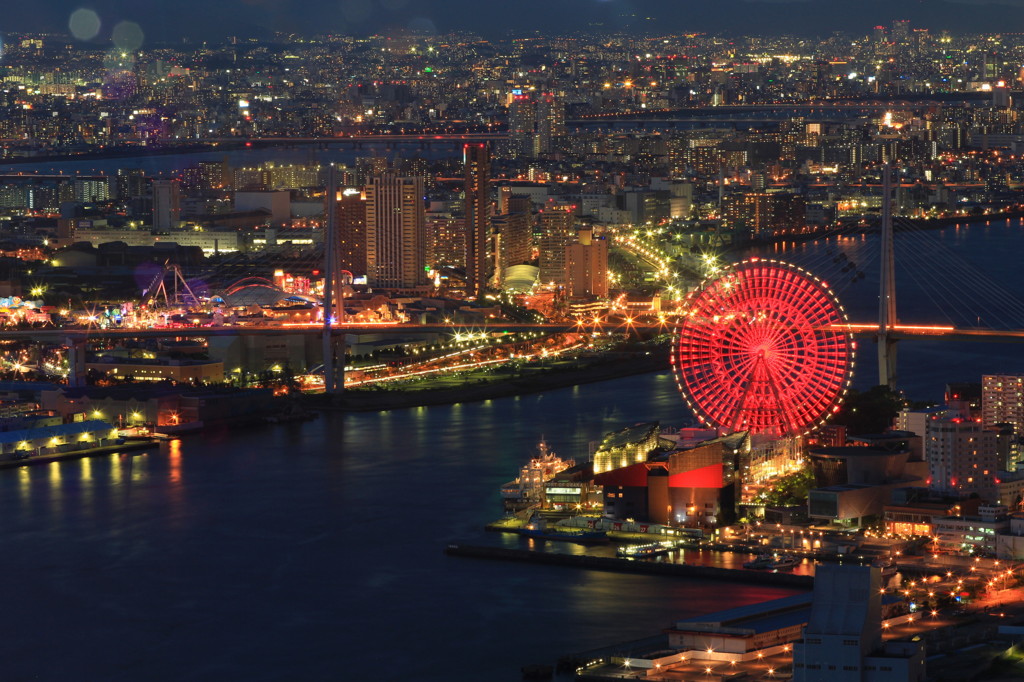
[670,166,900,439]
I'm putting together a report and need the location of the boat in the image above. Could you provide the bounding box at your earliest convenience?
[617,541,676,558]
[771,555,801,571]
[744,553,800,571]
[743,554,776,570]
[500,439,575,511]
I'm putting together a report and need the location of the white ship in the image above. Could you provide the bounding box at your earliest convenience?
[500,440,575,512]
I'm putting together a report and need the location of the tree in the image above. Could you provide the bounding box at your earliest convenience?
[831,385,905,435]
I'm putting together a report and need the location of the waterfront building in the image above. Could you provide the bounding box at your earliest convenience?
[365,174,427,290]
[792,565,925,681]
[722,192,806,237]
[0,419,119,460]
[594,429,748,526]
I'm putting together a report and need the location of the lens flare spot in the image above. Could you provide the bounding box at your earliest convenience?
[69,8,101,41]
[112,21,144,52]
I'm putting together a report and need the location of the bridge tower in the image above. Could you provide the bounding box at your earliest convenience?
[66,336,86,388]
[321,165,345,394]
[878,164,898,389]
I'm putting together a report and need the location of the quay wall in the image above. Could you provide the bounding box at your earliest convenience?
[444,543,814,588]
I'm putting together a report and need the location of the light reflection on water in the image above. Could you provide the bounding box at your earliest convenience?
[0,373,802,681]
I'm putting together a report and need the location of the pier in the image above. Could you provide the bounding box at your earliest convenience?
[444,543,814,588]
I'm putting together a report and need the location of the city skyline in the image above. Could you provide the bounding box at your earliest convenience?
[6,1,1024,42]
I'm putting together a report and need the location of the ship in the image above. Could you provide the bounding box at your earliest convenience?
[500,439,575,512]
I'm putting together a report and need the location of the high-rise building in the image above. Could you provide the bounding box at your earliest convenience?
[925,416,998,499]
[75,178,109,204]
[463,143,491,297]
[365,174,426,289]
[509,93,537,158]
[538,205,575,287]
[329,188,368,276]
[983,375,1024,432]
[152,179,181,231]
[197,160,229,190]
[425,214,465,270]
[891,19,911,44]
[537,92,565,154]
[722,192,806,237]
[115,168,146,201]
[490,210,532,285]
[565,229,608,299]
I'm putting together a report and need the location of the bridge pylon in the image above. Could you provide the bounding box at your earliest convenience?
[878,164,898,389]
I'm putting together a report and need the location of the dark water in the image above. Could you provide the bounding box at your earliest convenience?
[4,218,1023,679]
[0,373,802,682]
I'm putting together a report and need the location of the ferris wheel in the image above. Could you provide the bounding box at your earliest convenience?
[672,259,854,437]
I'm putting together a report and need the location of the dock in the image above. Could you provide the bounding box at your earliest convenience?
[444,543,814,588]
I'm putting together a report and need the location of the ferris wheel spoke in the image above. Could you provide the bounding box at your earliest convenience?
[674,259,854,437]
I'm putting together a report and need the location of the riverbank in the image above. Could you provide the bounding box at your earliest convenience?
[315,351,670,412]
[0,438,159,470]
[444,543,814,588]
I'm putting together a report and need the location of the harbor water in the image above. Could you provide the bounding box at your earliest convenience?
[4,221,1024,679]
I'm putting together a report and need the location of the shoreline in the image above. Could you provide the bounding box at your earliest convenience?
[444,543,814,588]
[314,352,670,412]
[0,438,159,470]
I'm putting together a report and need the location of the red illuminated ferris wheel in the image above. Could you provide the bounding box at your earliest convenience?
[672,259,854,437]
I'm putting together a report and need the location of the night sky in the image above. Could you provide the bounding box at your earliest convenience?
[2,0,1024,41]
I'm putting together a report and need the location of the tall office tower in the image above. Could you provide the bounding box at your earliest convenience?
[365,174,426,289]
[565,228,609,298]
[509,93,537,158]
[926,417,998,499]
[891,19,911,43]
[152,179,181,231]
[872,25,887,44]
[538,205,575,286]
[115,168,146,200]
[537,92,565,154]
[463,143,491,297]
[328,188,368,277]
[983,375,1024,432]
